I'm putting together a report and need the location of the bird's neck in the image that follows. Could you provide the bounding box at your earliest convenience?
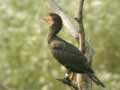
[48,30,57,44]
[48,23,62,43]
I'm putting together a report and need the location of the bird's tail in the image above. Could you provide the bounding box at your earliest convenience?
[88,73,105,88]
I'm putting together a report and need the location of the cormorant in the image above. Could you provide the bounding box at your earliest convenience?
[43,13,105,88]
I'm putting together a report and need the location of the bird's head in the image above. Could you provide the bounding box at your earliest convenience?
[43,13,63,32]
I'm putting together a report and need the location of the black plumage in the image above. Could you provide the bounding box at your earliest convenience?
[43,13,105,88]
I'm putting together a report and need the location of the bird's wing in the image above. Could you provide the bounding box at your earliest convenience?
[50,37,83,56]
[50,38,93,73]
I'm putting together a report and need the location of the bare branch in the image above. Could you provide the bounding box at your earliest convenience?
[75,0,94,90]
[76,0,84,22]
[75,0,94,60]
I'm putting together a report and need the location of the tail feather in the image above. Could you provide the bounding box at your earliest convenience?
[88,73,105,88]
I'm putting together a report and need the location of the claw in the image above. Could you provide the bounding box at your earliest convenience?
[56,77,80,90]
[56,77,71,85]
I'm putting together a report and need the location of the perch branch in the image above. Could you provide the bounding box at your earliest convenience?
[74,0,94,90]
[75,0,85,53]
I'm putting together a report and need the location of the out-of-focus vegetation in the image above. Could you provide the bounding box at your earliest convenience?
[0,0,119,90]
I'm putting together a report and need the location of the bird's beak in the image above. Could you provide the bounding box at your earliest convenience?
[42,15,53,25]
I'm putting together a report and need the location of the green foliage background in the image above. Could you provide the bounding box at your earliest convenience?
[0,0,119,90]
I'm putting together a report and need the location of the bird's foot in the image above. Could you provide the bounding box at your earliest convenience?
[56,77,71,85]
[56,77,80,90]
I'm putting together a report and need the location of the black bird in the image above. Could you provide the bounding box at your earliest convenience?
[43,13,105,88]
